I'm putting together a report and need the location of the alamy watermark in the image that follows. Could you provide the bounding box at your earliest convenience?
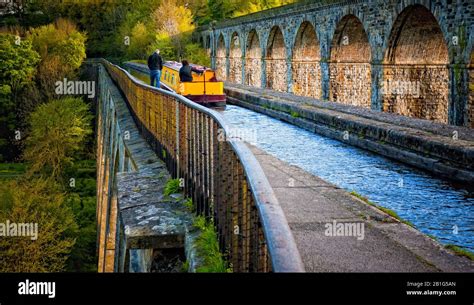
[381,80,421,98]
[217,127,258,145]
[55,78,96,98]
[0,220,38,240]
[324,220,365,240]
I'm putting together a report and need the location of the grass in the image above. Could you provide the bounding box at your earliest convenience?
[350,190,415,227]
[193,216,231,273]
[378,206,400,219]
[445,244,474,260]
[350,191,374,206]
[164,178,181,196]
[181,260,190,272]
[184,198,194,212]
[290,111,300,118]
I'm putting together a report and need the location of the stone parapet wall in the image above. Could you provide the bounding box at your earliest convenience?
[95,63,193,273]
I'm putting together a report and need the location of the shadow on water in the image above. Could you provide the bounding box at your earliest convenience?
[222,105,474,252]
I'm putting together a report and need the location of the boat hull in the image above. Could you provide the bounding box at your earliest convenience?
[185,94,226,107]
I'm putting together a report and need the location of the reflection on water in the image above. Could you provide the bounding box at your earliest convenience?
[222,105,474,251]
[129,69,150,84]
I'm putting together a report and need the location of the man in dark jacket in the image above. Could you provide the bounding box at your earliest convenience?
[179,60,203,82]
[147,49,163,88]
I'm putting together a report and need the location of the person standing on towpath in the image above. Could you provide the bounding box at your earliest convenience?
[147,49,163,88]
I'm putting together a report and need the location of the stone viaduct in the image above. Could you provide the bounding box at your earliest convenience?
[196,0,474,128]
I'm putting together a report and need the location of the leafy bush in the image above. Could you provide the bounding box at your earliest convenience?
[184,43,211,67]
[0,178,77,272]
[0,34,40,93]
[24,97,93,179]
[0,33,40,161]
[27,18,87,99]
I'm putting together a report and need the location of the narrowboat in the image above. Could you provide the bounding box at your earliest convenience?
[160,61,226,107]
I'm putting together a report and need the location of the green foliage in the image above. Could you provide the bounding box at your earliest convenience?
[193,216,230,273]
[24,97,93,180]
[181,259,190,272]
[0,34,40,161]
[0,34,40,93]
[147,33,176,61]
[184,198,194,212]
[164,178,181,196]
[146,0,199,62]
[64,160,97,272]
[188,0,298,25]
[0,163,26,180]
[445,244,474,260]
[290,111,299,118]
[126,21,154,60]
[0,178,77,272]
[184,43,211,67]
[27,19,87,100]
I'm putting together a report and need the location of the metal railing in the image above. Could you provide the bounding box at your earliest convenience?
[101,59,304,272]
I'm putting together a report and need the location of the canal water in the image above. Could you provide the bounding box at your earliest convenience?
[222,105,474,252]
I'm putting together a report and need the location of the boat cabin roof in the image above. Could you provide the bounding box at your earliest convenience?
[163,61,209,72]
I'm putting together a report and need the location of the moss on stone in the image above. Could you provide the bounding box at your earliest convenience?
[445,244,474,260]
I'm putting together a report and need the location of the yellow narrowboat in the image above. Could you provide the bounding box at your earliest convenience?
[160,61,226,107]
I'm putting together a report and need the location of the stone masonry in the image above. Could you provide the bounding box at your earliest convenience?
[197,0,474,127]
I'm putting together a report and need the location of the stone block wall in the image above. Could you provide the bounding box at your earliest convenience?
[266,27,287,92]
[329,63,371,108]
[292,21,321,98]
[229,33,243,83]
[382,66,449,123]
[245,31,262,87]
[216,35,227,81]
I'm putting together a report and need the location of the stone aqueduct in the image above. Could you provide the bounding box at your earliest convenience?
[196,0,474,127]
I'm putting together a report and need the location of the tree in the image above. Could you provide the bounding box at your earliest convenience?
[0,33,40,161]
[0,34,39,94]
[23,97,93,180]
[0,178,77,272]
[27,19,87,100]
[126,21,153,59]
[150,0,195,60]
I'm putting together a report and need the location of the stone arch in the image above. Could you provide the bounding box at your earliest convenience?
[216,34,227,81]
[266,26,287,92]
[245,30,262,87]
[382,4,449,123]
[229,32,243,84]
[329,14,371,108]
[292,21,321,98]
